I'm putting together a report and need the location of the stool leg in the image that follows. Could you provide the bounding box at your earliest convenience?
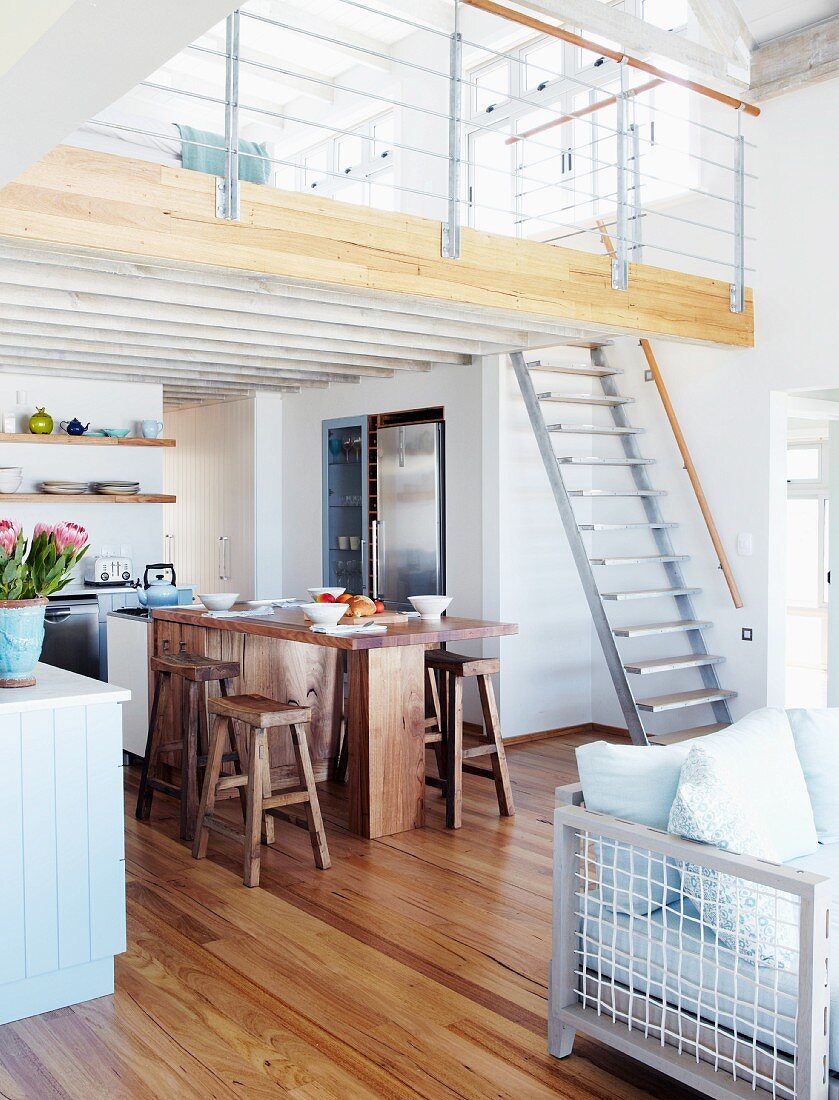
[136,671,169,821]
[193,714,228,860]
[445,674,463,830]
[244,729,266,887]
[334,715,349,783]
[261,743,276,846]
[181,680,201,842]
[426,668,445,781]
[290,723,331,870]
[477,674,515,818]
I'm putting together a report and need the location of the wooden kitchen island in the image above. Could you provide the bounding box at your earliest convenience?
[151,607,517,838]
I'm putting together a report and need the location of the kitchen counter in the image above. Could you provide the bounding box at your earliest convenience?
[0,664,129,1024]
[152,607,518,838]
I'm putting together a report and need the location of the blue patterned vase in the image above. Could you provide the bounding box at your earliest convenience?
[0,599,48,687]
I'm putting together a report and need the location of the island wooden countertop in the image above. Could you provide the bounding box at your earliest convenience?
[151,606,518,650]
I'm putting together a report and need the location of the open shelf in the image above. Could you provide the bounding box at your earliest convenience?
[0,494,176,504]
[0,433,175,448]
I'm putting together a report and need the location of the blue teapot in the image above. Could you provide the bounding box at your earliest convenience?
[60,418,89,436]
[137,564,178,608]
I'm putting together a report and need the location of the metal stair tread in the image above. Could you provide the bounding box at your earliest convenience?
[527,361,622,377]
[591,554,689,565]
[579,522,677,531]
[648,724,728,744]
[601,587,701,600]
[568,488,666,497]
[612,619,711,637]
[537,392,633,406]
[624,653,725,674]
[557,456,654,466]
[547,423,642,435]
[636,688,737,713]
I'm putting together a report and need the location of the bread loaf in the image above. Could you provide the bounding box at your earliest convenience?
[347,595,376,618]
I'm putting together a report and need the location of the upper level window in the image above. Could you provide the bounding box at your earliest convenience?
[294,111,395,210]
[465,24,695,240]
[788,444,823,483]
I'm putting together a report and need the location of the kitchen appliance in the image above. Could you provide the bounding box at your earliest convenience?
[373,423,445,610]
[85,554,134,587]
[137,563,179,608]
[40,595,100,680]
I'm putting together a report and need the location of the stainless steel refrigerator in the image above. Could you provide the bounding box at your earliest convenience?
[372,422,445,609]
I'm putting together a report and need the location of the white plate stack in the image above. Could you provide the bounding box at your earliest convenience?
[0,467,22,494]
[41,480,89,494]
[91,481,140,496]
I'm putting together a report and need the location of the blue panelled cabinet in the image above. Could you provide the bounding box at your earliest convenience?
[0,665,129,1024]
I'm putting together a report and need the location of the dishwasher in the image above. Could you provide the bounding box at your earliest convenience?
[40,594,101,680]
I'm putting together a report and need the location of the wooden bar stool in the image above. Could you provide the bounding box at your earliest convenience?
[193,694,331,887]
[136,652,241,842]
[425,650,515,830]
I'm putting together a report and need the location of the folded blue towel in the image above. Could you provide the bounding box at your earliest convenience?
[174,124,270,184]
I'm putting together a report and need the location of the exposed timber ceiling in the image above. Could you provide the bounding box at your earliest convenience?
[0,238,598,408]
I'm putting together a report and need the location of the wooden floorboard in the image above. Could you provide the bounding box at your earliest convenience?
[0,734,702,1099]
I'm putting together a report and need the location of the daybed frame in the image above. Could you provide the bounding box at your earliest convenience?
[550,783,832,1100]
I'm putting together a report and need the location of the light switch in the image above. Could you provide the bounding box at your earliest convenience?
[737,532,753,556]
[15,390,26,405]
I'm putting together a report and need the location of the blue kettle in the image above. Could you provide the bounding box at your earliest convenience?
[137,564,178,608]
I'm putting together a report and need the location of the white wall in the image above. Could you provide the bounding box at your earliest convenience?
[0,374,164,585]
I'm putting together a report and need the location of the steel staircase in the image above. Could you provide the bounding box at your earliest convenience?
[510,346,735,746]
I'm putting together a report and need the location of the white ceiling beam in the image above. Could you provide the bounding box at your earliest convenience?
[516,0,749,86]
[0,238,582,344]
[0,313,446,370]
[750,15,839,101]
[0,300,513,363]
[685,0,753,69]
[0,360,297,395]
[0,345,329,388]
[364,0,454,34]
[236,8,393,75]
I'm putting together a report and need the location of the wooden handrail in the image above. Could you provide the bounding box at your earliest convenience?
[461,0,760,118]
[505,78,664,145]
[639,338,743,609]
[595,218,616,258]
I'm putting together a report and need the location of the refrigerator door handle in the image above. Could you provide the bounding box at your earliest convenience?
[398,427,405,468]
[371,520,379,599]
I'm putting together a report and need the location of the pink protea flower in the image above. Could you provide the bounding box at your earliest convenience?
[0,518,20,559]
[33,521,55,541]
[53,521,88,556]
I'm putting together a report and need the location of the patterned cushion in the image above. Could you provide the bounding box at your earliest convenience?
[669,745,798,967]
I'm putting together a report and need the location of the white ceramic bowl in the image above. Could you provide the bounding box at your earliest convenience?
[197,592,240,611]
[408,595,453,620]
[307,587,346,602]
[301,601,347,626]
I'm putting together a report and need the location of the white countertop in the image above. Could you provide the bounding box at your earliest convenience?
[0,663,131,713]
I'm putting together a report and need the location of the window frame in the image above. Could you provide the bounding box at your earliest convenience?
[296,111,396,209]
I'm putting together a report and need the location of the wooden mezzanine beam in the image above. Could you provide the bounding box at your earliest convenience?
[0,145,754,347]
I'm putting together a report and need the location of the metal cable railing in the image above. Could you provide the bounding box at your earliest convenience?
[80,0,755,307]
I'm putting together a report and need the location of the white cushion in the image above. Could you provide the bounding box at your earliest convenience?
[575,739,692,829]
[787,708,839,843]
[676,707,818,862]
[575,740,692,915]
[668,744,798,967]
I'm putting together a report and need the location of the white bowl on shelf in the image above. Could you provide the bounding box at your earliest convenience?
[0,477,22,494]
[307,587,346,602]
[197,592,240,611]
[301,602,347,626]
[408,595,453,621]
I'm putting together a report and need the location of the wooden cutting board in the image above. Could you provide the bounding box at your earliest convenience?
[338,610,408,625]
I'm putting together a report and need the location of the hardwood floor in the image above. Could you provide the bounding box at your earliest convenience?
[0,735,700,1099]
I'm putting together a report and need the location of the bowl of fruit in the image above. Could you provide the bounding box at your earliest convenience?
[307,587,346,603]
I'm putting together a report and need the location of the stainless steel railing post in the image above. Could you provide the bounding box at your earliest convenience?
[442,0,462,259]
[217,10,241,221]
[611,58,629,291]
[730,110,745,313]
